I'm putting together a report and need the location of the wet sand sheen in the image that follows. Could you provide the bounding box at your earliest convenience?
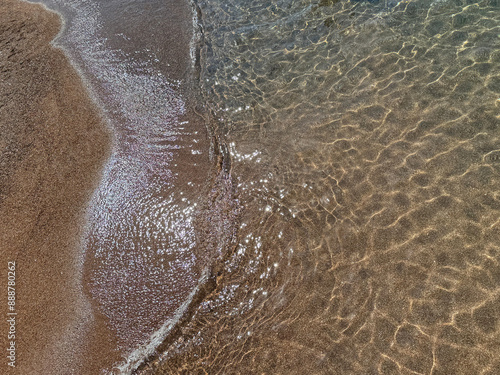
[0,0,119,373]
[19,0,231,372]
[0,0,241,371]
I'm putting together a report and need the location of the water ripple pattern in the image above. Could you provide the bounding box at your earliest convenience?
[142,0,500,374]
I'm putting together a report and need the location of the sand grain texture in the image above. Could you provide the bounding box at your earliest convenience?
[0,1,118,373]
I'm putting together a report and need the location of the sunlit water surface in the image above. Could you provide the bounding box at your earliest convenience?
[140,0,500,374]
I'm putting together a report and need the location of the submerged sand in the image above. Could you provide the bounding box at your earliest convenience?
[0,0,119,373]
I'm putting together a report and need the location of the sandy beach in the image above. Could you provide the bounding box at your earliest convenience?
[0,0,119,373]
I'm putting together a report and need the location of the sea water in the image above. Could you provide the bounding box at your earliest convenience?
[143,1,500,374]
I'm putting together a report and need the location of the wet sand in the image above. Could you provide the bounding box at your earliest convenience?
[0,0,235,372]
[0,0,118,373]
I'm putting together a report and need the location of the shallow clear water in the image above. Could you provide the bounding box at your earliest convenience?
[141,0,500,374]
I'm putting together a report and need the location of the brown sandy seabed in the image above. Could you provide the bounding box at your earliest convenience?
[0,0,121,373]
[137,1,500,374]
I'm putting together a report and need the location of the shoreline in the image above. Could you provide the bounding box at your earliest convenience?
[0,0,117,373]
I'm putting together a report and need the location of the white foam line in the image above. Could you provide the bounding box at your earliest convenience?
[189,0,200,69]
[23,0,117,150]
[112,269,209,374]
[20,0,115,308]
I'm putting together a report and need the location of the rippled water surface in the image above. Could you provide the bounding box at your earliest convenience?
[139,0,500,374]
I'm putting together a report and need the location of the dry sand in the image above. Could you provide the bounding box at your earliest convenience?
[0,0,120,373]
